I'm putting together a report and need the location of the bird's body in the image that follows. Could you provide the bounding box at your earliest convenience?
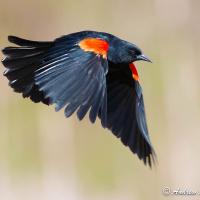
[2,30,156,166]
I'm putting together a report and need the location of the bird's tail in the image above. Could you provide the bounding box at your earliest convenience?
[2,36,54,104]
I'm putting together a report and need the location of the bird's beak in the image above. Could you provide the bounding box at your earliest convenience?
[136,54,152,63]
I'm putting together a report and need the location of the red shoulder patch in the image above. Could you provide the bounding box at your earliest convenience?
[79,38,109,59]
[129,63,139,81]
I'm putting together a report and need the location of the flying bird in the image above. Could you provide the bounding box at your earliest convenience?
[2,31,156,166]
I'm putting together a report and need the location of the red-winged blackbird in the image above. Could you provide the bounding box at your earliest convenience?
[2,31,156,166]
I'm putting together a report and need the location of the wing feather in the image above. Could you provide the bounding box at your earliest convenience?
[2,34,108,124]
[33,37,108,124]
[99,62,156,166]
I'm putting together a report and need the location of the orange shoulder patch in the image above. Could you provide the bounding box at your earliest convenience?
[129,63,139,81]
[79,38,109,59]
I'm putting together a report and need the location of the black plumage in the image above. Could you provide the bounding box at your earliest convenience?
[2,31,156,166]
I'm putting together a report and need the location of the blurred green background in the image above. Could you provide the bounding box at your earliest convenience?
[0,0,200,199]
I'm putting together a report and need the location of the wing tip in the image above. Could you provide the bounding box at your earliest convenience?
[144,148,158,168]
[8,35,18,43]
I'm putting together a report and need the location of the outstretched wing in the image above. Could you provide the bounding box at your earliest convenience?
[2,34,109,126]
[100,62,156,166]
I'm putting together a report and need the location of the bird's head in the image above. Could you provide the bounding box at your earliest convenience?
[107,37,151,64]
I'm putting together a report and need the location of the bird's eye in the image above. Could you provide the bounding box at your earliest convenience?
[135,49,142,55]
[129,49,136,55]
[129,48,141,56]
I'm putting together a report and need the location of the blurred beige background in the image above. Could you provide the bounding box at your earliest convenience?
[0,0,200,199]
